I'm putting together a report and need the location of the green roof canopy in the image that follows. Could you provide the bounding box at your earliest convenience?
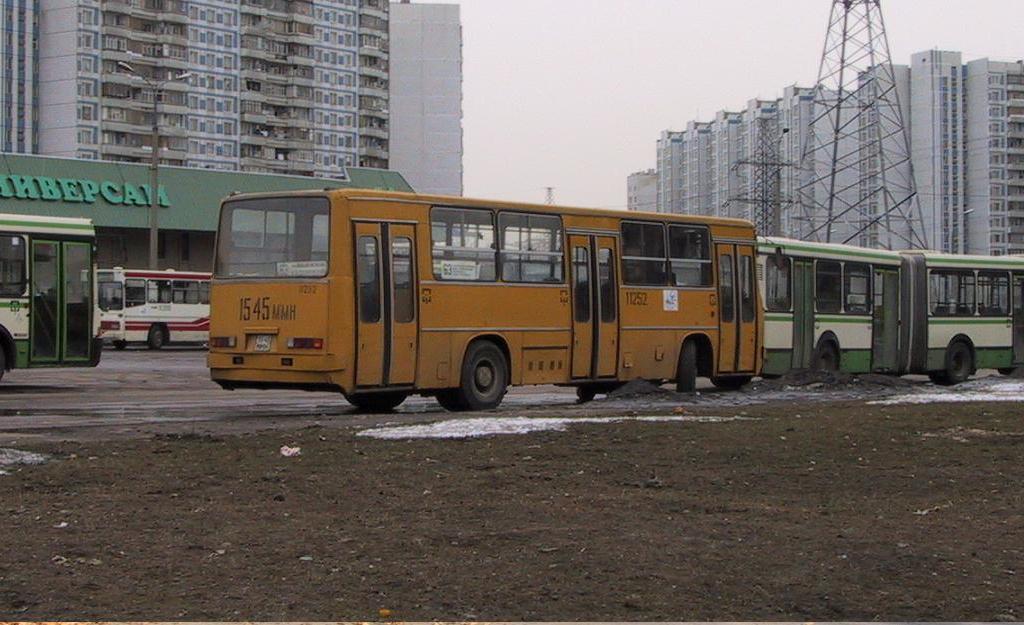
[0,153,413,232]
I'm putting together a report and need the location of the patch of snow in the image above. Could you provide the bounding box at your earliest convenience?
[869,381,1024,405]
[0,448,49,466]
[357,415,751,440]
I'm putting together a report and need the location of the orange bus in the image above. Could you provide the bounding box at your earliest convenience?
[207,190,761,411]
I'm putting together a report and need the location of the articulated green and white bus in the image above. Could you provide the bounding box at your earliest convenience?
[757,237,1024,384]
[0,213,101,381]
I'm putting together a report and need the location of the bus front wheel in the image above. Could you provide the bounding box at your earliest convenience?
[347,391,408,413]
[113,340,127,351]
[447,340,509,411]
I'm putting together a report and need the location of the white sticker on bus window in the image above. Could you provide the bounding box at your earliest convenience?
[440,260,479,281]
[663,289,679,312]
[276,260,327,277]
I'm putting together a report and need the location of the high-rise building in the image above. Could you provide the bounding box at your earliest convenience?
[388,0,462,196]
[638,50,1024,255]
[0,0,37,153]
[626,168,656,212]
[26,0,390,178]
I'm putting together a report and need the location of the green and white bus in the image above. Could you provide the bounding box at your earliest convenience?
[758,237,903,377]
[757,237,1024,384]
[0,213,101,381]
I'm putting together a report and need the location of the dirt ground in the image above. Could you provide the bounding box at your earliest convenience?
[1,393,1022,621]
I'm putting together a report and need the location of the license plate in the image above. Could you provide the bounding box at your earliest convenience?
[253,335,273,352]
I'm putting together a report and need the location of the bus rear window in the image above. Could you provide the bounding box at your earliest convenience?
[216,197,330,278]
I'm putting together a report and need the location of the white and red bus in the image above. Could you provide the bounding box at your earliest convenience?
[97,268,211,349]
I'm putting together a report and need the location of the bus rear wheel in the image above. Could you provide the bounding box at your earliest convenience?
[147,325,166,350]
[939,341,974,385]
[113,340,127,351]
[813,341,840,372]
[446,341,509,411]
[346,391,408,413]
[0,347,6,382]
[998,366,1019,376]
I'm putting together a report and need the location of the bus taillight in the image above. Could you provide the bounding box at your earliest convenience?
[210,336,236,348]
[287,337,323,349]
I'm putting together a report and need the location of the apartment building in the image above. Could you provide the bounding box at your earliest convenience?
[388,0,463,196]
[626,168,657,212]
[30,0,389,178]
[0,0,37,153]
[640,50,1024,255]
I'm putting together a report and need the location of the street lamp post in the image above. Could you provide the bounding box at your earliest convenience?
[117,61,192,269]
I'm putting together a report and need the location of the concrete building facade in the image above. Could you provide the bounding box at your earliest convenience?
[0,0,37,153]
[626,168,657,212]
[24,0,389,179]
[388,0,462,196]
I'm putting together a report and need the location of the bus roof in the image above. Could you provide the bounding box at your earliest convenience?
[0,212,94,237]
[904,249,1024,270]
[758,236,903,264]
[221,188,757,232]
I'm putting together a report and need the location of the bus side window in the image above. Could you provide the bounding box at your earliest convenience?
[844,263,871,314]
[498,212,564,283]
[815,260,842,313]
[148,280,172,304]
[0,235,27,297]
[125,279,147,307]
[668,225,711,287]
[765,255,791,312]
[357,236,381,323]
[199,281,211,305]
[977,271,1009,316]
[930,270,975,316]
[430,207,496,281]
[621,221,667,286]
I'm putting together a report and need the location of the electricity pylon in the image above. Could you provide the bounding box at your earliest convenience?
[796,0,927,249]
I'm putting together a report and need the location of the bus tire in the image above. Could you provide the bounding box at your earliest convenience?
[998,367,1018,376]
[710,375,752,390]
[576,385,598,403]
[347,391,407,413]
[452,340,509,411]
[675,340,698,393]
[941,341,974,385]
[0,347,5,382]
[435,390,464,412]
[812,340,840,372]
[113,340,127,351]
[147,325,166,350]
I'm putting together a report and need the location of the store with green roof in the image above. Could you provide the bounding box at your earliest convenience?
[0,154,412,270]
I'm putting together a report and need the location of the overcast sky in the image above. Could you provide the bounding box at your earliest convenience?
[447,0,1024,209]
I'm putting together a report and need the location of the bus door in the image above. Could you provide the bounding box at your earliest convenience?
[714,243,757,374]
[30,240,93,364]
[791,259,815,369]
[872,267,900,372]
[353,222,419,388]
[569,235,618,379]
[1013,273,1024,364]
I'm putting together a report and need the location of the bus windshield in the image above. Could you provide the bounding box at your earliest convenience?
[98,280,123,311]
[216,197,330,279]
